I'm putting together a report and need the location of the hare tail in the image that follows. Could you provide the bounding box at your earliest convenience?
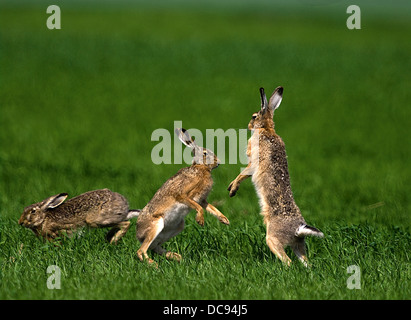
[295,224,324,238]
[126,209,142,220]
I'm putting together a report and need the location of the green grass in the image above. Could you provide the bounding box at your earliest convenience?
[1,1,410,299]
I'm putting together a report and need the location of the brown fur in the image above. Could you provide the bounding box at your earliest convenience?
[136,128,229,267]
[18,189,136,244]
[228,86,323,266]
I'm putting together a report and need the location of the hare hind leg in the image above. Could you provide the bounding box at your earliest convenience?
[137,218,164,266]
[106,220,130,244]
[85,210,130,244]
[291,239,309,267]
[152,219,185,262]
[266,235,292,266]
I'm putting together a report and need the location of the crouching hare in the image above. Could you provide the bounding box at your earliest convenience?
[19,189,140,243]
[228,86,323,266]
[136,128,229,266]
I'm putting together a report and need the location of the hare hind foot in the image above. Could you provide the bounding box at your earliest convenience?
[106,221,131,244]
[266,236,292,267]
[165,251,182,262]
[137,249,158,268]
[153,246,182,262]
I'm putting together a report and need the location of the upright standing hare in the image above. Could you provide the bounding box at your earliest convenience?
[19,189,140,243]
[136,128,229,266]
[228,86,323,266]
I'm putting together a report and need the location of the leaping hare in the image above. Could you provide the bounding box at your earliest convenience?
[136,128,229,266]
[18,189,140,243]
[228,86,323,266]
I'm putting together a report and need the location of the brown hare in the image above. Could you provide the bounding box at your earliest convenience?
[136,128,229,266]
[228,86,323,266]
[18,189,140,243]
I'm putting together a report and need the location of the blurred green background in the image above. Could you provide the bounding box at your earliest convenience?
[0,0,410,300]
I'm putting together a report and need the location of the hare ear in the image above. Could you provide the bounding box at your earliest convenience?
[260,87,268,112]
[175,128,196,149]
[268,86,283,113]
[42,193,68,210]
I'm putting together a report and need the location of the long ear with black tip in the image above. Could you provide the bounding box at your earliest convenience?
[260,87,268,112]
[268,86,283,113]
[175,128,196,149]
[41,193,68,210]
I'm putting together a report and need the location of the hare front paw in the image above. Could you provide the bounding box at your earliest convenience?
[195,212,205,227]
[227,181,239,197]
[218,215,230,225]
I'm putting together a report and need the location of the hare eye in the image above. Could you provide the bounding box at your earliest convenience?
[30,208,36,214]
[252,114,257,119]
